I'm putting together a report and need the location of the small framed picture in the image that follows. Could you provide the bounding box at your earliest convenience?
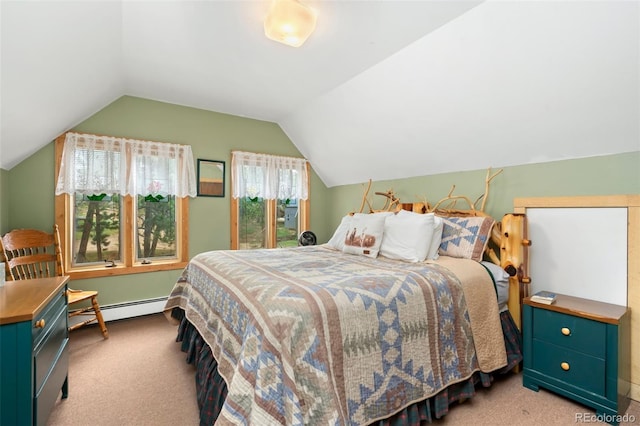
[197,159,225,197]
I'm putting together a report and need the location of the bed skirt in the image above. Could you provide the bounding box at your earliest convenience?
[171,308,522,426]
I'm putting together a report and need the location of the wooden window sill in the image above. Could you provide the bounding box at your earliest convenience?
[65,261,188,280]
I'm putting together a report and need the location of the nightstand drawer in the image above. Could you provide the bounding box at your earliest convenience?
[523,294,630,423]
[532,308,605,358]
[532,339,605,395]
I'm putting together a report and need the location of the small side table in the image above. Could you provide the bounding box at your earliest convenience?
[522,293,630,425]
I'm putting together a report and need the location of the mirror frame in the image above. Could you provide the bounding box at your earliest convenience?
[197,159,225,197]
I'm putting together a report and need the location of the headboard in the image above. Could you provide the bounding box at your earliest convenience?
[355,168,531,331]
[398,202,530,330]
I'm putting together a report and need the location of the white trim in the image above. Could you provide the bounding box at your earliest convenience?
[68,297,167,327]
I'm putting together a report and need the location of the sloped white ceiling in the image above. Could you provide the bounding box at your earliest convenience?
[283,0,640,186]
[1,1,638,188]
[1,1,124,168]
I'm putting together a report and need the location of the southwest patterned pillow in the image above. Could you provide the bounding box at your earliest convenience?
[438,216,495,262]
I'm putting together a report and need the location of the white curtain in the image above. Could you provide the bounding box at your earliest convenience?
[55,132,197,197]
[231,151,308,200]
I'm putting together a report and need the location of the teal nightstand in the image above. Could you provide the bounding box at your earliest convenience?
[523,293,630,425]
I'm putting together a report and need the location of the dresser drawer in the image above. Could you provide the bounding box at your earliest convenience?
[34,304,68,393]
[35,339,68,426]
[32,288,66,349]
[532,339,606,396]
[532,308,606,358]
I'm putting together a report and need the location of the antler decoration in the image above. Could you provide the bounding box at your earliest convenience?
[358,179,401,213]
[428,167,503,216]
[430,184,477,214]
[358,180,373,213]
[373,189,401,212]
[478,167,503,212]
[357,167,503,216]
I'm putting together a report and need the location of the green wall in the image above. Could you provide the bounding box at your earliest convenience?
[326,152,640,232]
[3,96,330,305]
[0,169,7,232]
[5,143,56,230]
[2,94,638,308]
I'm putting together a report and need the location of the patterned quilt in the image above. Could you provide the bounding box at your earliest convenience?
[164,245,506,426]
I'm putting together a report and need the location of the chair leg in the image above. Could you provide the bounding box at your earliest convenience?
[91,295,109,339]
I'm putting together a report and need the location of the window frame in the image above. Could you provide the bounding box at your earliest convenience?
[54,133,189,279]
[230,162,310,250]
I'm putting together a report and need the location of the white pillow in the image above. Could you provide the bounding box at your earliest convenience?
[380,210,435,262]
[342,213,387,258]
[426,215,444,260]
[326,215,353,251]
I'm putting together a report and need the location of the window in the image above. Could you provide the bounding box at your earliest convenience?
[54,132,196,279]
[230,151,309,249]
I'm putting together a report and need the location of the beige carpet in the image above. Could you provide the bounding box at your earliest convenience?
[47,313,639,426]
[47,313,199,426]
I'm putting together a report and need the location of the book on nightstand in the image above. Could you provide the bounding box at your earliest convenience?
[530,290,557,305]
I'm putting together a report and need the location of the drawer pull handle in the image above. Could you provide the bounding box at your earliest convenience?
[35,319,46,329]
[561,327,571,336]
[561,362,570,371]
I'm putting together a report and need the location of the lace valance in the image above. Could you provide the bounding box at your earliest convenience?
[231,150,308,200]
[55,132,197,197]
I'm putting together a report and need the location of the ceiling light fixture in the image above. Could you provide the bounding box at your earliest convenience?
[264,0,317,48]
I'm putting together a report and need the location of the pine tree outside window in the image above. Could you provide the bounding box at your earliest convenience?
[54,132,196,278]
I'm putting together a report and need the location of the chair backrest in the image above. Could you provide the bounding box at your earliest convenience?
[0,225,64,280]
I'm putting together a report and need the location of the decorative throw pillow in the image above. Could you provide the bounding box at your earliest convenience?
[326,215,353,251]
[380,210,435,262]
[438,216,495,262]
[342,213,387,258]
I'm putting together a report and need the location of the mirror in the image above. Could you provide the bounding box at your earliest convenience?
[197,159,225,197]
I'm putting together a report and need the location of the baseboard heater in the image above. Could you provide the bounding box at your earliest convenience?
[68,296,168,327]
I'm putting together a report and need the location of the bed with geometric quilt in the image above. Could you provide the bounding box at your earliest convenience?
[164,219,524,426]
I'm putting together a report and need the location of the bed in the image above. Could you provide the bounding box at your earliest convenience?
[164,204,528,426]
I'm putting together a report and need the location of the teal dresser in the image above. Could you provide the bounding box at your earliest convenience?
[523,293,630,425]
[0,276,70,426]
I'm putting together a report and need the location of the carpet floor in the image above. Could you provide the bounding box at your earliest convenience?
[47,313,639,426]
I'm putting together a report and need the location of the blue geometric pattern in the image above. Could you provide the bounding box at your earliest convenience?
[438,216,495,261]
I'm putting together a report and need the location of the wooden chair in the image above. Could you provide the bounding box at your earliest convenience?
[0,225,109,338]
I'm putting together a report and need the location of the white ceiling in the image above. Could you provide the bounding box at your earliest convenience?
[1,1,638,188]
